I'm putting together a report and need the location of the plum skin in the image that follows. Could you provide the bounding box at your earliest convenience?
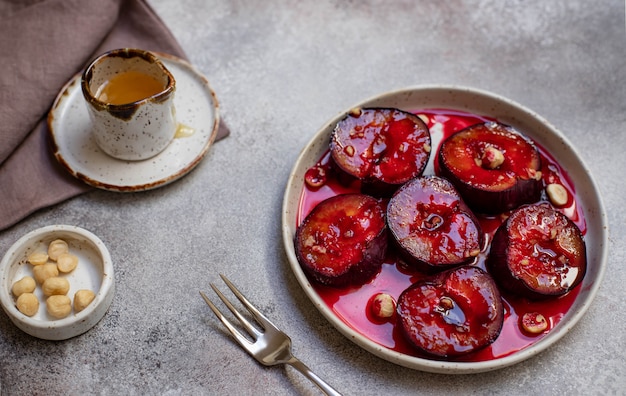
[396,266,504,358]
[438,122,542,215]
[330,107,431,197]
[387,176,484,273]
[486,202,587,299]
[294,194,388,287]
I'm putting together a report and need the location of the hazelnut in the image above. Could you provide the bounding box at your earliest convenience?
[33,263,59,284]
[348,107,362,117]
[12,276,36,297]
[42,276,70,297]
[46,295,71,319]
[48,239,69,261]
[370,293,396,319]
[467,248,481,257]
[480,146,505,169]
[521,312,549,334]
[27,252,48,266]
[56,253,78,273]
[16,293,39,316]
[74,290,96,313]
[546,183,568,207]
[304,165,326,188]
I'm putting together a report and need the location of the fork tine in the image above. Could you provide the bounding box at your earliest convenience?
[199,291,254,349]
[209,282,262,339]
[219,274,279,332]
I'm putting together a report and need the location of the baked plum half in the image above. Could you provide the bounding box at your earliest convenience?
[330,107,431,197]
[438,122,542,214]
[397,266,504,358]
[387,176,483,272]
[295,194,388,287]
[487,202,587,299]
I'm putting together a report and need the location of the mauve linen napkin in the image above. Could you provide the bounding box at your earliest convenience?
[0,0,228,232]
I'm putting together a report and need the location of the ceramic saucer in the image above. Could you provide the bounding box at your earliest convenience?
[48,52,220,192]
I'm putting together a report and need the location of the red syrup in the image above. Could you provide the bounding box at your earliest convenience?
[296,109,586,362]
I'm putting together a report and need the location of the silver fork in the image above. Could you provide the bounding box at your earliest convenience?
[200,274,342,396]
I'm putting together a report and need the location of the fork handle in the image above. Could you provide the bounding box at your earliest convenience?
[287,357,343,396]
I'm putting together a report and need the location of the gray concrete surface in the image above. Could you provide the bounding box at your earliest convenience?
[1,1,625,395]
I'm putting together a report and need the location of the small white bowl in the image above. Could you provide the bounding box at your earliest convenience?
[0,225,115,340]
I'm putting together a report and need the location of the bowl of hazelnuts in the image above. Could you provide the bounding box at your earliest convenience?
[0,225,115,340]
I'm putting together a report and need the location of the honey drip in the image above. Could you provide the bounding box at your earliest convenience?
[175,123,195,138]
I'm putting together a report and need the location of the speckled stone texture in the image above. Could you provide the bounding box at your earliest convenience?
[0,1,624,395]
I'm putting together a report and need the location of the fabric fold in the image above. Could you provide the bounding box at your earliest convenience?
[0,0,123,166]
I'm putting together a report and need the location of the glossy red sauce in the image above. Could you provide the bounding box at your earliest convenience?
[296,109,586,362]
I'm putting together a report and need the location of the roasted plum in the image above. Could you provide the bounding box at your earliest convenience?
[387,176,483,272]
[397,266,504,358]
[487,202,586,299]
[438,122,542,214]
[487,202,587,299]
[295,194,388,287]
[330,107,431,197]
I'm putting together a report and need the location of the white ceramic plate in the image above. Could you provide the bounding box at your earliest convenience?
[48,52,220,192]
[281,85,608,373]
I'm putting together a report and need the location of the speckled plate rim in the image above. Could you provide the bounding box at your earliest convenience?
[281,85,608,374]
[48,52,220,192]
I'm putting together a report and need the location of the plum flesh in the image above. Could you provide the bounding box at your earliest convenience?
[387,176,483,272]
[295,194,388,287]
[330,107,431,197]
[487,202,587,299]
[438,122,542,214]
[397,266,504,357]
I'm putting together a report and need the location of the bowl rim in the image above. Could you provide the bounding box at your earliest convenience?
[281,84,608,373]
[0,224,115,339]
